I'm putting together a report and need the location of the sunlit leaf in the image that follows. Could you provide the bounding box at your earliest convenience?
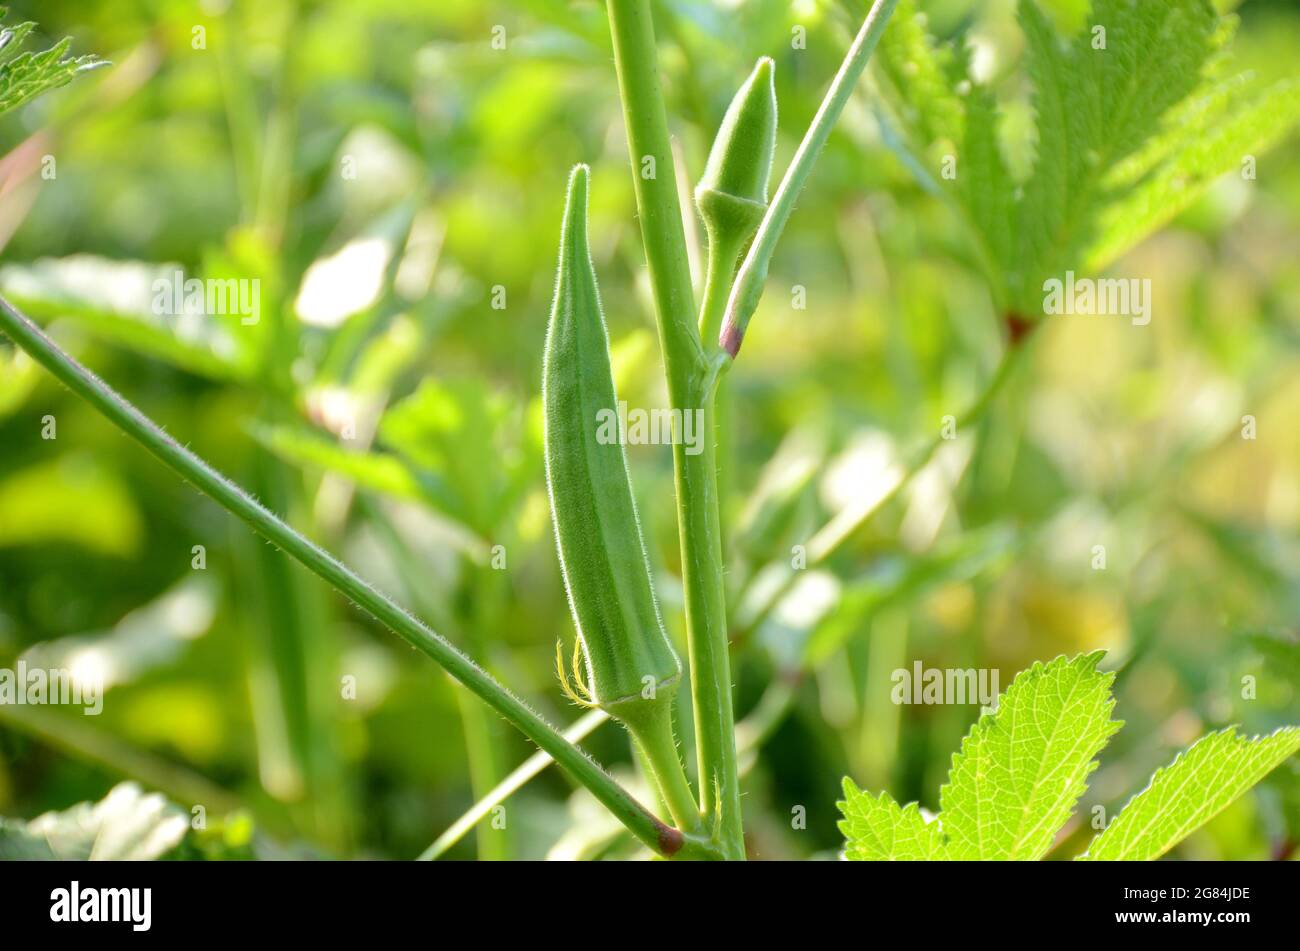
[0,782,187,860]
[1079,727,1300,860]
[0,257,254,381]
[838,781,948,860]
[940,652,1121,860]
[0,9,106,118]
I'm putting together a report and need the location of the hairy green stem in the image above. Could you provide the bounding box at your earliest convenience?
[625,703,703,834]
[720,0,901,357]
[606,0,703,388]
[697,229,747,350]
[0,294,723,862]
[677,369,742,855]
[608,0,745,859]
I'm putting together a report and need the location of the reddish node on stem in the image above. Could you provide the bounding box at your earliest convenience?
[658,823,684,856]
[1005,312,1035,347]
[720,320,743,359]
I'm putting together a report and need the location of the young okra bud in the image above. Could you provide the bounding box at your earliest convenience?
[543,165,682,725]
[695,57,778,252]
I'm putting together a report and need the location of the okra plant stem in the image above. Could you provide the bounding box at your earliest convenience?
[697,229,747,351]
[606,0,703,389]
[0,294,723,862]
[676,370,743,856]
[720,0,901,357]
[607,0,746,859]
[625,704,704,833]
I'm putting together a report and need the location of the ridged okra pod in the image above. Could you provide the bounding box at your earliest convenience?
[695,57,778,346]
[696,56,778,253]
[543,165,698,830]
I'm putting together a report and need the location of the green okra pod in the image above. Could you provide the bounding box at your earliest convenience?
[695,57,778,346]
[695,56,778,252]
[542,165,682,719]
[543,165,700,831]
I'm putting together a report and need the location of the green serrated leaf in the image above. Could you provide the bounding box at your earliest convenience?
[1080,727,1300,861]
[940,652,1121,860]
[841,654,1298,861]
[1084,79,1300,272]
[838,779,948,860]
[840,652,1121,861]
[1012,0,1220,309]
[958,87,1017,286]
[875,0,1010,284]
[0,12,105,117]
[874,0,964,148]
[875,0,1300,316]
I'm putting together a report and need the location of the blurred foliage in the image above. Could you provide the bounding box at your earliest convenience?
[0,0,1297,860]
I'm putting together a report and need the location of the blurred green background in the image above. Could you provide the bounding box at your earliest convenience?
[0,0,1297,860]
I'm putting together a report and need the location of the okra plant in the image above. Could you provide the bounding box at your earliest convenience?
[535,0,904,859]
[1,0,1298,863]
[0,0,902,862]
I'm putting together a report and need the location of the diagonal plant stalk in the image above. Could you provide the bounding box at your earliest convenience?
[0,294,723,862]
[606,0,743,858]
[419,709,610,860]
[720,0,901,358]
[605,1,704,385]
